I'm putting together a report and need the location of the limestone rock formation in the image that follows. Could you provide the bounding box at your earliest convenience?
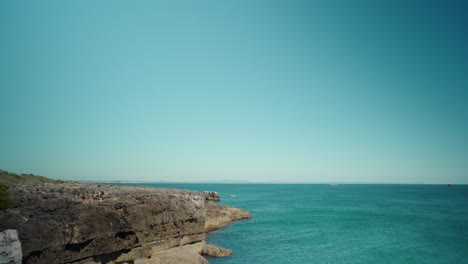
[203,191,220,202]
[0,183,206,264]
[0,229,22,264]
[72,240,231,264]
[201,243,233,257]
[205,205,251,232]
[0,183,250,264]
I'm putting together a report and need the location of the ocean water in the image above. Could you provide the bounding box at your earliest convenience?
[125,184,468,264]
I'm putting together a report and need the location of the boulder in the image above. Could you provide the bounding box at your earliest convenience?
[0,229,22,264]
[203,191,220,202]
[201,243,233,257]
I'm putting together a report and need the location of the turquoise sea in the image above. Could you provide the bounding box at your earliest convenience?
[126,184,468,263]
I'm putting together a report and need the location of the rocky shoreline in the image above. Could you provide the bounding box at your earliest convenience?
[0,183,251,264]
[205,204,252,233]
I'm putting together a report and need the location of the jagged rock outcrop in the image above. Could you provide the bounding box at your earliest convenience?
[205,205,251,232]
[0,229,22,264]
[203,191,220,202]
[201,243,232,257]
[0,183,251,264]
[0,183,206,264]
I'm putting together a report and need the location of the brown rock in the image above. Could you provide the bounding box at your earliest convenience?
[113,240,229,264]
[205,205,251,232]
[201,243,233,257]
[203,191,220,202]
[0,183,251,264]
[0,183,206,264]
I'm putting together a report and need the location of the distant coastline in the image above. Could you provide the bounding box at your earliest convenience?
[82,180,463,185]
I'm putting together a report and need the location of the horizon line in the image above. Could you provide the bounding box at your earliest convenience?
[77,180,466,185]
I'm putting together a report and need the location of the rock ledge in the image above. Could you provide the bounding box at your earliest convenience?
[0,183,250,264]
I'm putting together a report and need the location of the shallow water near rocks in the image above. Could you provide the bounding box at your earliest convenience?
[126,183,468,264]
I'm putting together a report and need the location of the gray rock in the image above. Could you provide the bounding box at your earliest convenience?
[0,229,22,264]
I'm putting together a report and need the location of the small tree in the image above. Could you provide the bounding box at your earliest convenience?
[0,183,13,211]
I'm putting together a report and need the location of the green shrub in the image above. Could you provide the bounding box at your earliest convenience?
[1,169,59,185]
[0,183,13,211]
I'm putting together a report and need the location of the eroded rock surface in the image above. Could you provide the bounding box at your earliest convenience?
[201,243,233,257]
[205,205,251,232]
[0,184,206,264]
[203,191,220,202]
[0,183,250,264]
[72,240,231,264]
[0,229,22,264]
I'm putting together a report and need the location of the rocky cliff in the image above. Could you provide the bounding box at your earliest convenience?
[0,183,250,264]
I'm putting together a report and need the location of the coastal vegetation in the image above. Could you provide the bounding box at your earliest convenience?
[0,169,60,185]
[0,182,13,211]
[0,169,63,212]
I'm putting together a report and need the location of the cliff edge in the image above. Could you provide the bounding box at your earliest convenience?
[0,183,250,264]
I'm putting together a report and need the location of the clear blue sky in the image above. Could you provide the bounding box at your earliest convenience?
[1,0,467,183]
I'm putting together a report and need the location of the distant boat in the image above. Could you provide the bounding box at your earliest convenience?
[330,183,338,186]
[448,182,452,187]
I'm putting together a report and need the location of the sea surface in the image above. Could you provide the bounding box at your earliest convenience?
[122,183,468,264]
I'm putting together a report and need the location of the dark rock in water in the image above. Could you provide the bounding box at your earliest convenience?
[0,183,206,264]
[203,191,221,202]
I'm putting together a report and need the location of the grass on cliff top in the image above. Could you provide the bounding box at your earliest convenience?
[0,182,13,212]
[0,169,61,185]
